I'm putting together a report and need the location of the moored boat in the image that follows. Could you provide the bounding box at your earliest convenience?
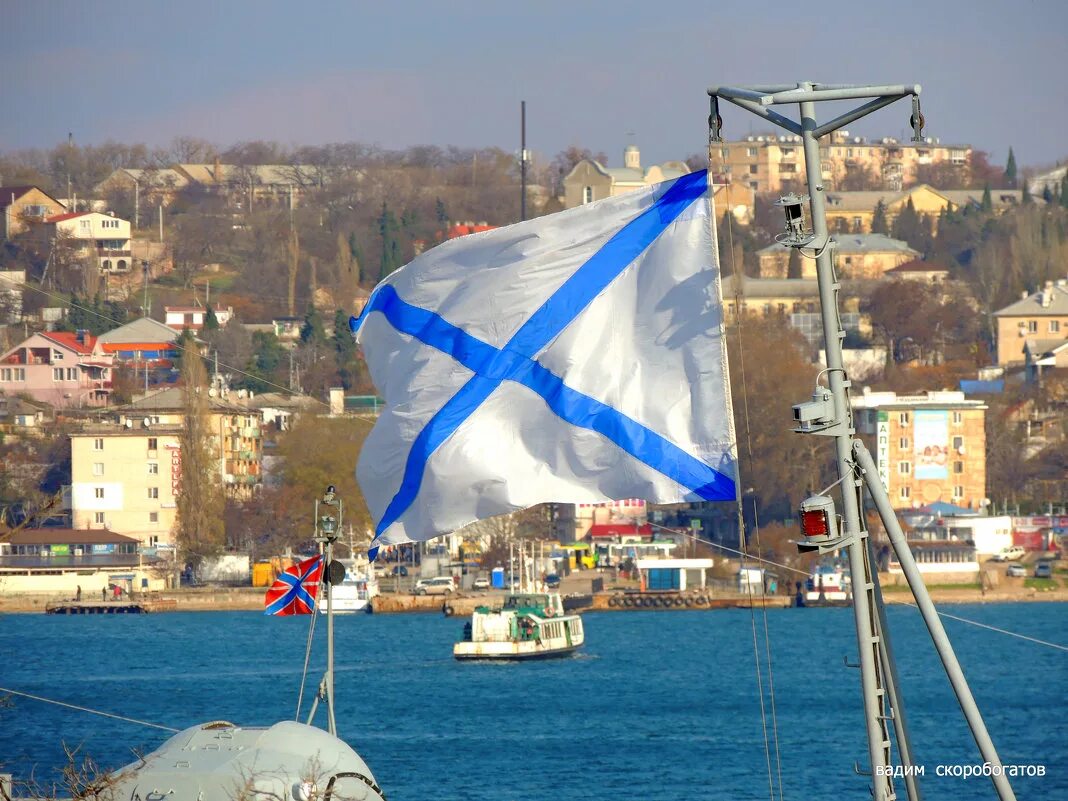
[318,557,379,614]
[453,591,584,660]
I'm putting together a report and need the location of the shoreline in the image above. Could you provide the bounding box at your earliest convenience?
[1,585,1065,615]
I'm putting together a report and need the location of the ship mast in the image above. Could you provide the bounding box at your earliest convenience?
[707,82,1015,801]
[307,485,342,736]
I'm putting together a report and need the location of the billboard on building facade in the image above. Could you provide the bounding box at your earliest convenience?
[914,410,949,480]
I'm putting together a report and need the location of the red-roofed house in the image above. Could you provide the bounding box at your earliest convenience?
[164,304,234,332]
[445,222,497,240]
[0,330,114,408]
[1,186,67,239]
[44,211,132,273]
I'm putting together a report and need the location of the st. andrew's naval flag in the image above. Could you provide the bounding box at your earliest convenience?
[352,170,737,554]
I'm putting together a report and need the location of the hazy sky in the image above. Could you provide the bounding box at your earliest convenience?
[2,0,1065,170]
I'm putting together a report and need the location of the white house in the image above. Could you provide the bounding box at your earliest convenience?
[45,211,132,273]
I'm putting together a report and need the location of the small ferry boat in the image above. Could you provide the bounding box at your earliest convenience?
[804,562,852,605]
[453,591,584,660]
[319,558,379,614]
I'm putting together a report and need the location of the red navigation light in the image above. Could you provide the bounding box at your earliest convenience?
[801,509,830,538]
[798,494,836,547]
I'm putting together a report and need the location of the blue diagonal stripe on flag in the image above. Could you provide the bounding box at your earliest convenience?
[353,170,734,548]
[264,559,320,615]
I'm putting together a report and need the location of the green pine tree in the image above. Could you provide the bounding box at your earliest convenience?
[377,202,401,281]
[870,199,889,235]
[981,184,993,213]
[1004,147,1017,188]
[1061,179,1068,209]
[204,305,219,332]
[299,306,327,345]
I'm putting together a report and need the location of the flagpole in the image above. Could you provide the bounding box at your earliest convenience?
[313,486,342,737]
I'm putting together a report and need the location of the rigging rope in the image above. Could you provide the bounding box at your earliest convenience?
[295,571,323,721]
[712,151,783,801]
[0,685,179,733]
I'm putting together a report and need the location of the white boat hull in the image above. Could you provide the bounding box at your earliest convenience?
[453,634,583,660]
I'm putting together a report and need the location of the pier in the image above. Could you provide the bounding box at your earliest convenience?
[44,599,178,615]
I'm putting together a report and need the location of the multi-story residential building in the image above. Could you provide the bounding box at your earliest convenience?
[853,390,987,511]
[70,424,182,547]
[1,186,66,239]
[0,330,114,408]
[117,387,264,499]
[44,210,132,273]
[993,279,1068,366]
[756,233,918,280]
[709,131,972,194]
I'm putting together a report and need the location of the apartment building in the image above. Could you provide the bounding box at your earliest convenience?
[709,131,972,194]
[0,330,114,408]
[853,390,987,511]
[992,279,1068,366]
[70,424,182,547]
[118,387,264,499]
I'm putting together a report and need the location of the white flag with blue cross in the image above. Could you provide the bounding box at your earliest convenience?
[351,170,738,556]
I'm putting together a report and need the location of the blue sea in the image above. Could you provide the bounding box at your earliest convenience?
[1,603,1064,800]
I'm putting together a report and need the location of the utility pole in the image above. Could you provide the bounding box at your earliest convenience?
[708,82,1014,801]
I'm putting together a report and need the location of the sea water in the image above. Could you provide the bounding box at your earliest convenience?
[1,603,1064,800]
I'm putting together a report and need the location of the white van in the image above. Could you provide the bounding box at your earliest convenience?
[415,576,455,596]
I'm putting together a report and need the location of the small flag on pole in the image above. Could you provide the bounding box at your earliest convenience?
[352,170,737,556]
[264,555,324,616]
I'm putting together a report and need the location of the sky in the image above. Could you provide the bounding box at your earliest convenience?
[2,0,1065,171]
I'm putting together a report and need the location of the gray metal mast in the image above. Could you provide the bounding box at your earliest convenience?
[707,82,1015,801]
[307,486,342,736]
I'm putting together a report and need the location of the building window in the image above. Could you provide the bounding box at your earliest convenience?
[953,486,964,499]
[954,461,964,474]
[147,437,158,452]
[952,436,963,450]
[749,181,758,190]
[899,437,909,449]
[749,165,758,174]
[94,512,105,524]
[747,147,758,157]
[93,463,104,476]
[898,412,910,425]
[1027,321,1037,333]
[898,461,911,475]
[53,367,64,381]
[94,438,103,450]
[583,186,593,204]
[0,367,26,381]
[1050,320,1060,333]
[148,462,159,474]
[899,486,911,500]
[952,412,963,425]
[94,487,104,498]
[147,487,159,499]
[149,512,159,523]
[781,163,796,173]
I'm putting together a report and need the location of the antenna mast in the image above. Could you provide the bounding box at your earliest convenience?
[707,81,1014,801]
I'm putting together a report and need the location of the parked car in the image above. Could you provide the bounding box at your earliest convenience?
[544,574,561,589]
[992,546,1026,562]
[390,565,409,577]
[1033,562,1053,579]
[1005,563,1026,578]
[472,576,490,590]
[415,576,455,596]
